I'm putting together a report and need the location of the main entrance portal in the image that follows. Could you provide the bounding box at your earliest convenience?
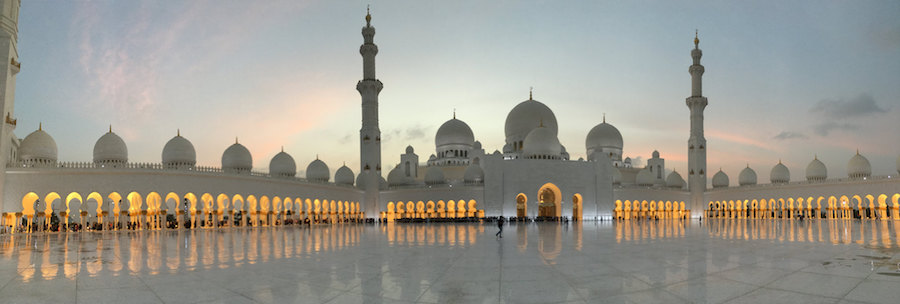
[537,183,561,217]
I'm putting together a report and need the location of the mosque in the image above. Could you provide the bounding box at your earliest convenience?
[1,3,899,232]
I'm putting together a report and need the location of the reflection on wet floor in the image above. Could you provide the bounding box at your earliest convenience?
[703,218,900,247]
[1,225,366,282]
[1,220,899,303]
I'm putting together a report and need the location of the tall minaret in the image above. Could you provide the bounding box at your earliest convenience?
[0,0,20,214]
[686,31,707,218]
[356,7,383,218]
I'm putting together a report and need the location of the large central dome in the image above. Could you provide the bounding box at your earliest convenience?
[505,98,557,145]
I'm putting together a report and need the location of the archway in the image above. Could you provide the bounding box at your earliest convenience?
[537,183,562,217]
[66,192,83,229]
[516,194,527,217]
[20,192,39,232]
[572,194,583,219]
[232,194,245,226]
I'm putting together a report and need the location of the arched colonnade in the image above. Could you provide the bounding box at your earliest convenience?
[3,191,362,233]
[381,199,483,221]
[614,200,688,220]
[704,193,900,220]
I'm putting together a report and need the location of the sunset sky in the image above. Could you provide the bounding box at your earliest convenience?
[13,1,900,181]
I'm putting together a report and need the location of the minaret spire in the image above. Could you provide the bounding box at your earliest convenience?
[686,30,708,218]
[357,5,383,219]
[694,29,699,49]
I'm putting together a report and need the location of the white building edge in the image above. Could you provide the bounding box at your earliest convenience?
[1,4,899,230]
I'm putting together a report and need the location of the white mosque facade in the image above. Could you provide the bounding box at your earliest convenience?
[1,3,900,231]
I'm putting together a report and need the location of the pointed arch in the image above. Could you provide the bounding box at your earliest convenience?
[231,194,245,212]
[216,194,230,213]
[146,192,163,212]
[21,192,39,216]
[45,192,62,214]
[66,192,83,216]
[247,195,258,213]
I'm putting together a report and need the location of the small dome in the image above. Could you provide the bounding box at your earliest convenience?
[405,145,414,154]
[739,165,757,186]
[463,161,485,184]
[522,126,562,159]
[269,151,296,177]
[387,165,413,186]
[505,98,558,145]
[805,156,827,182]
[19,126,58,164]
[585,121,623,156]
[612,167,622,185]
[221,142,252,173]
[306,158,330,182]
[435,118,474,148]
[770,161,790,183]
[162,132,196,168]
[712,169,729,188]
[636,168,654,186]
[666,171,685,188]
[847,151,871,178]
[473,141,482,150]
[93,129,127,164]
[652,150,660,158]
[624,157,632,164]
[335,165,355,185]
[356,171,387,190]
[424,166,446,185]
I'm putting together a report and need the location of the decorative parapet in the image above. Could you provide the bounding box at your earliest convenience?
[5,160,329,186]
[705,175,897,191]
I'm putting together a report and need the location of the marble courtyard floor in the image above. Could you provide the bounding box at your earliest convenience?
[0,219,899,304]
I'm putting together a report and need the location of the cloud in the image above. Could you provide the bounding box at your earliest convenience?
[381,125,432,143]
[338,134,354,144]
[631,156,644,168]
[810,94,887,119]
[813,122,859,136]
[772,131,808,140]
[808,94,888,136]
[403,125,430,141]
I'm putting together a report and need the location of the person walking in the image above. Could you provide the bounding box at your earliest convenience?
[495,216,505,238]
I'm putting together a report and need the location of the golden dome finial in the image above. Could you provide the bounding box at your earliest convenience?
[603,113,606,123]
[38,122,42,131]
[453,108,456,119]
[109,124,112,133]
[694,29,699,48]
[365,5,371,25]
[177,129,180,137]
[529,87,533,100]
[235,137,239,144]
